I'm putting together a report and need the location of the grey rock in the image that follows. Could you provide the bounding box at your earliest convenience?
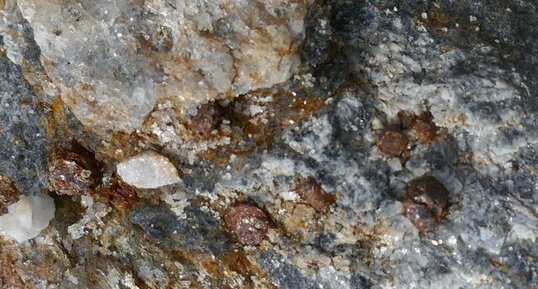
[0,56,47,195]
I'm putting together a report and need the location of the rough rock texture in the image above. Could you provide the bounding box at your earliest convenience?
[16,0,310,133]
[0,0,537,288]
[0,31,48,195]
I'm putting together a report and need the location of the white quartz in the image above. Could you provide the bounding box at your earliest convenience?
[0,195,55,243]
[117,151,181,189]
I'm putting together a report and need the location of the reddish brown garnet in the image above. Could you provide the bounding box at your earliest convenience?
[104,177,138,207]
[294,177,335,213]
[48,149,100,196]
[413,112,438,144]
[189,102,223,138]
[0,177,21,215]
[402,176,449,232]
[378,130,409,157]
[223,203,269,246]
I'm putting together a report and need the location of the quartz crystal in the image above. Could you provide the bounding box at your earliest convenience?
[0,195,55,242]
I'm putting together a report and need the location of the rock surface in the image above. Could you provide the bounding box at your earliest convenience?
[16,0,310,134]
[0,0,537,288]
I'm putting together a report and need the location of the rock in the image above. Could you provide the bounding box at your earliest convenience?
[1,0,538,288]
[129,205,180,241]
[129,203,232,254]
[330,89,375,148]
[102,177,138,208]
[16,0,311,134]
[117,151,180,189]
[0,195,55,242]
[300,4,332,67]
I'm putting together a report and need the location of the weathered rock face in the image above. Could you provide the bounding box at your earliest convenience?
[17,0,310,133]
[1,0,538,288]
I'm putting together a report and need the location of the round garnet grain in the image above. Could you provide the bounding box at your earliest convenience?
[378,130,408,157]
[223,203,269,246]
[402,176,449,232]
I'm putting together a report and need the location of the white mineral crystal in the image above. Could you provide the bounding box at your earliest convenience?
[117,151,181,189]
[0,195,55,242]
[16,0,311,133]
